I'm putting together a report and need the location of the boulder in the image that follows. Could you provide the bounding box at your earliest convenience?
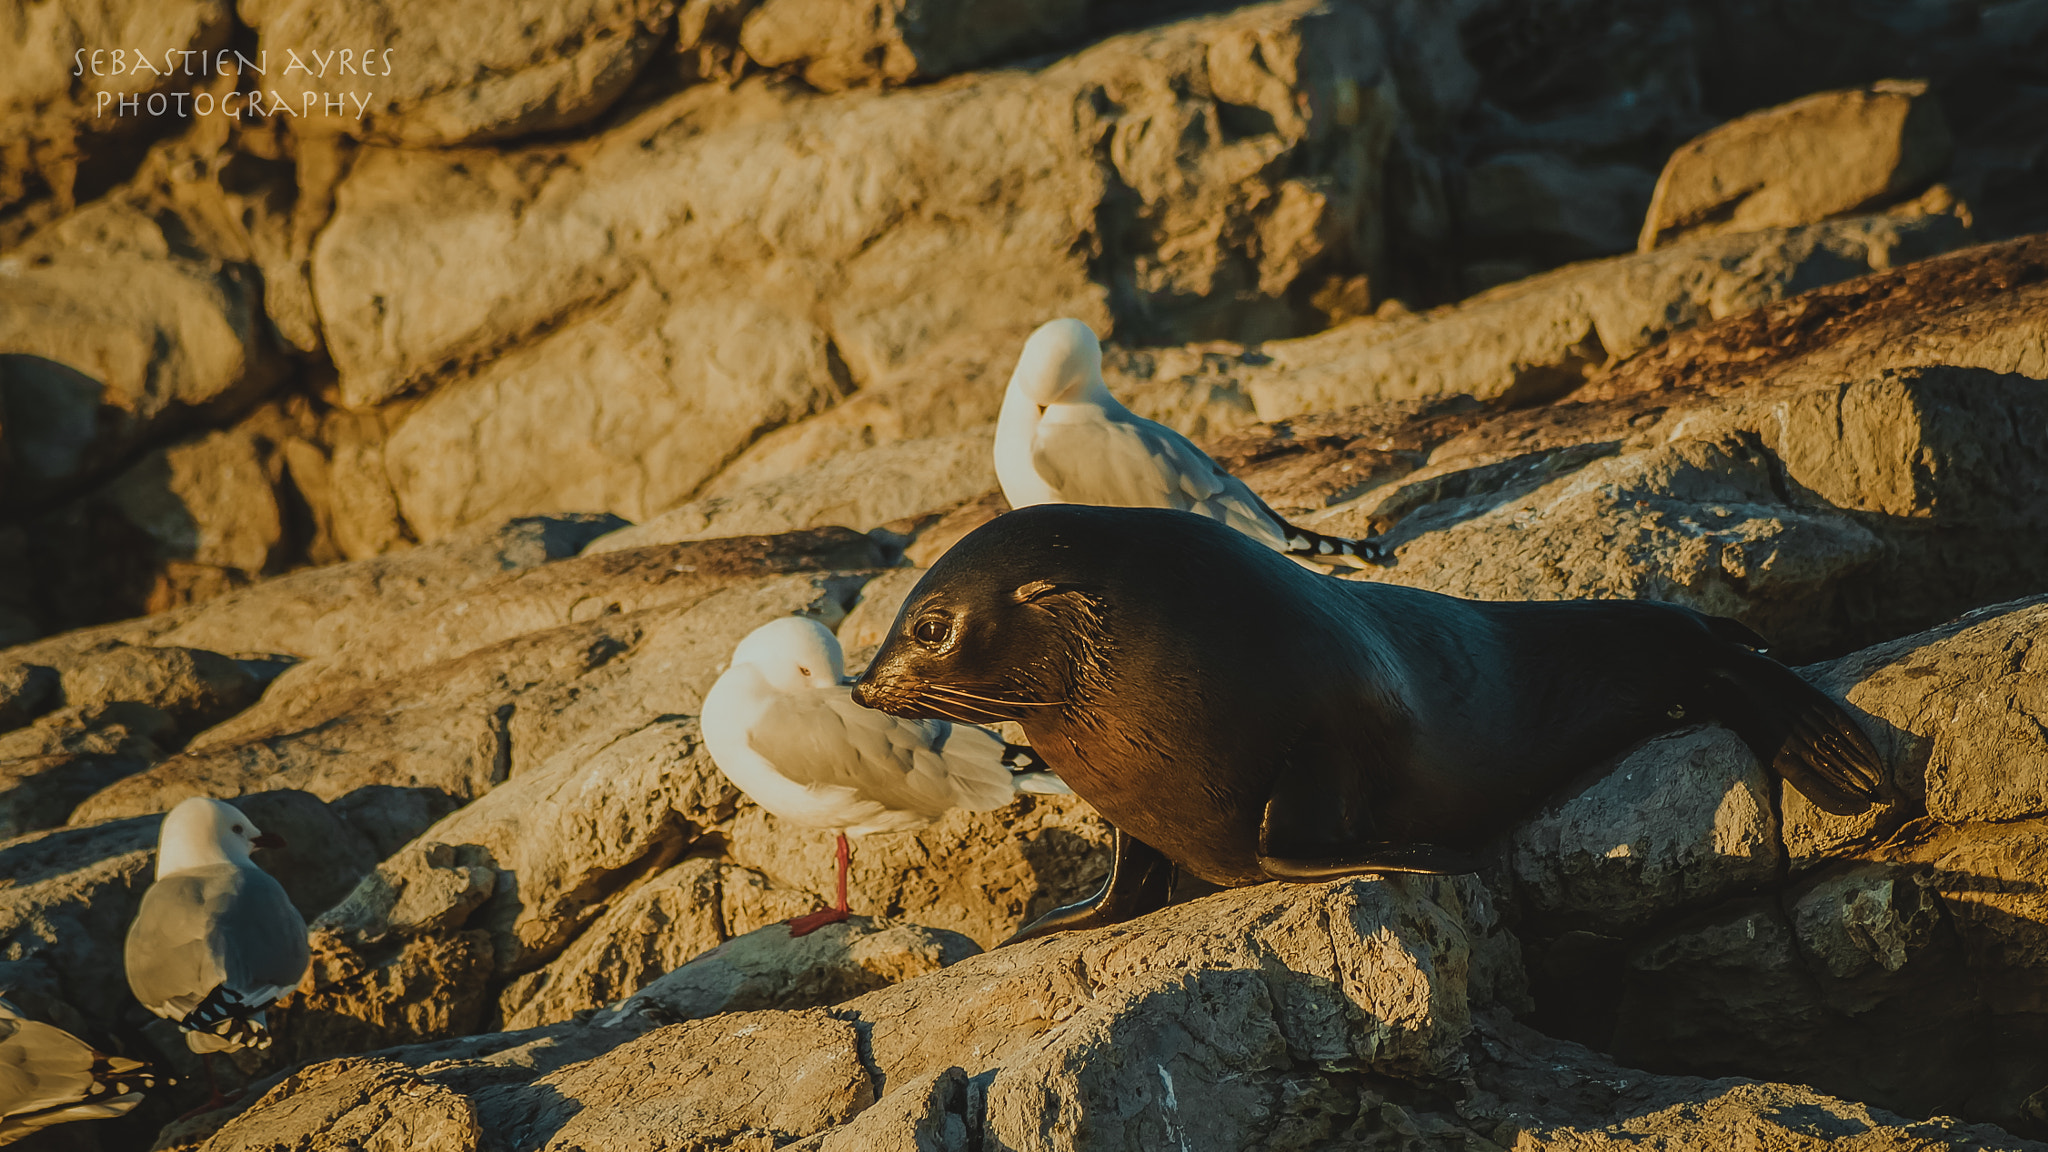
[1459,151,1657,265]
[0,200,281,509]
[0,0,231,225]
[738,0,1088,91]
[1640,80,1954,250]
[1244,211,1973,421]
[1506,727,1779,938]
[584,432,996,554]
[204,528,882,737]
[0,513,627,677]
[311,0,1432,537]
[248,0,678,146]
[68,570,865,826]
[722,794,1111,951]
[605,914,981,1028]
[499,858,812,1029]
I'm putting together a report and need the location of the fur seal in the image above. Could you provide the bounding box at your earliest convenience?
[853,504,1887,943]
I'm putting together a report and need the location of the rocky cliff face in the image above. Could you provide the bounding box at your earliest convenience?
[2,0,2046,1149]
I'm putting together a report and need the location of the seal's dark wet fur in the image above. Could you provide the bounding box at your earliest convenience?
[855,505,1886,942]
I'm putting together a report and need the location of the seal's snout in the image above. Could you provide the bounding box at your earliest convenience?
[849,677,880,709]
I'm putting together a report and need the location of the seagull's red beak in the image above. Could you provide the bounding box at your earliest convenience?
[251,833,287,850]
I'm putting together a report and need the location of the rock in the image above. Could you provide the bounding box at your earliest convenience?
[1244,211,1973,421]
[0,662,59,733]
[584,432,996,553]
[56,644,259,740]
[209,528,882,735]
[0,818,158,1047]
[1471,1012,2041,1152]
[723,793,1111,951]
[196,1057,488,1152]
[1588,233,2048,402]
[97,427,285,607]
[311,0,1431,519]
[499,858,810,1029]
[606,914,981,1027]
[738,0,1088,91]
[69,570,863,827]
[1789,862,1944,982]
[1507,727,1779,938]
[1338,431,1889,660]
[248,0,678,147]
[0,513,626,676]
[499,1011,874,1149]
[0,0,232,226]
[282,841,502,1063]
[790,1067,972,1152]
[1789,596,2048,862]
[1460,151,1657,264]
[1640,80,1954,250]
[0,200,282,509]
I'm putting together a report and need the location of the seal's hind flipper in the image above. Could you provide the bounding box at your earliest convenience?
[1001,828,1173,946]
[1705,648,1887,815]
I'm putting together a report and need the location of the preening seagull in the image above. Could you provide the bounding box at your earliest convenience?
[995,318,1389,568]
[0,997,160,1145]
[702,616,1069,936]
[125,798,310,1061]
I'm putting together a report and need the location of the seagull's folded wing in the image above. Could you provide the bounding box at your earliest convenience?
[748,690,1020,817]
[1034,414,1290,549]
[125,865,308,1027]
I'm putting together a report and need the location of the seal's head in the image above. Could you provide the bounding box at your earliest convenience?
[1007,318,1107,411]
[852,504,1154,726]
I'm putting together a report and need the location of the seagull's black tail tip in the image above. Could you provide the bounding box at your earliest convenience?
[1281,525,1393,569]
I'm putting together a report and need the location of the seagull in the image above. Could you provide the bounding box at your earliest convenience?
[125,797,310,1083]
[0,997,160,1145]
[702,616,1070,936]
[995,318,1389,568]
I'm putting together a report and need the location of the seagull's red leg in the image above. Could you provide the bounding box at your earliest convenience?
[787,833,854,937]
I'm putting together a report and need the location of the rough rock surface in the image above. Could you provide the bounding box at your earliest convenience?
[248,0,679,146]
[1641,80,1954,250]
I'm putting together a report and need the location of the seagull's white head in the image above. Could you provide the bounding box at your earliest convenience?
[729,616,848,693]
[155,796,283,877]
[1008,318,1108,411]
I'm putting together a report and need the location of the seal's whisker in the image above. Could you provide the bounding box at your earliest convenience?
[921,684,1069,708]
[906,695,988,725]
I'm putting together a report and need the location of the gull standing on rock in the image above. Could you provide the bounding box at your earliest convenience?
[125,798,309,1068]
[995,317,1389,568]
[0,997,160,1144]
[703,616,1069,936]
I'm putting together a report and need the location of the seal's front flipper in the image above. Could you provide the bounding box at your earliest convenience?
[1704,647,1887,816]
[1257,796,1481,878]
[1000,828,1173,947]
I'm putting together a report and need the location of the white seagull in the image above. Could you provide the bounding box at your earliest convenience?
[995,318,1388,567]
[702,616,1069,936]
[124,797,310,1076]
[0,997,160,1145]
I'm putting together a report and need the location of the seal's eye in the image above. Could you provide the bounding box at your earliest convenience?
[913,617,952,646]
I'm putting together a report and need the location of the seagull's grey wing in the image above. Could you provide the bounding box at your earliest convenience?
[125,865,309,1028]
[1033,413,1290,549]
[747,690,1017,817]
[0,1010,152,1140]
